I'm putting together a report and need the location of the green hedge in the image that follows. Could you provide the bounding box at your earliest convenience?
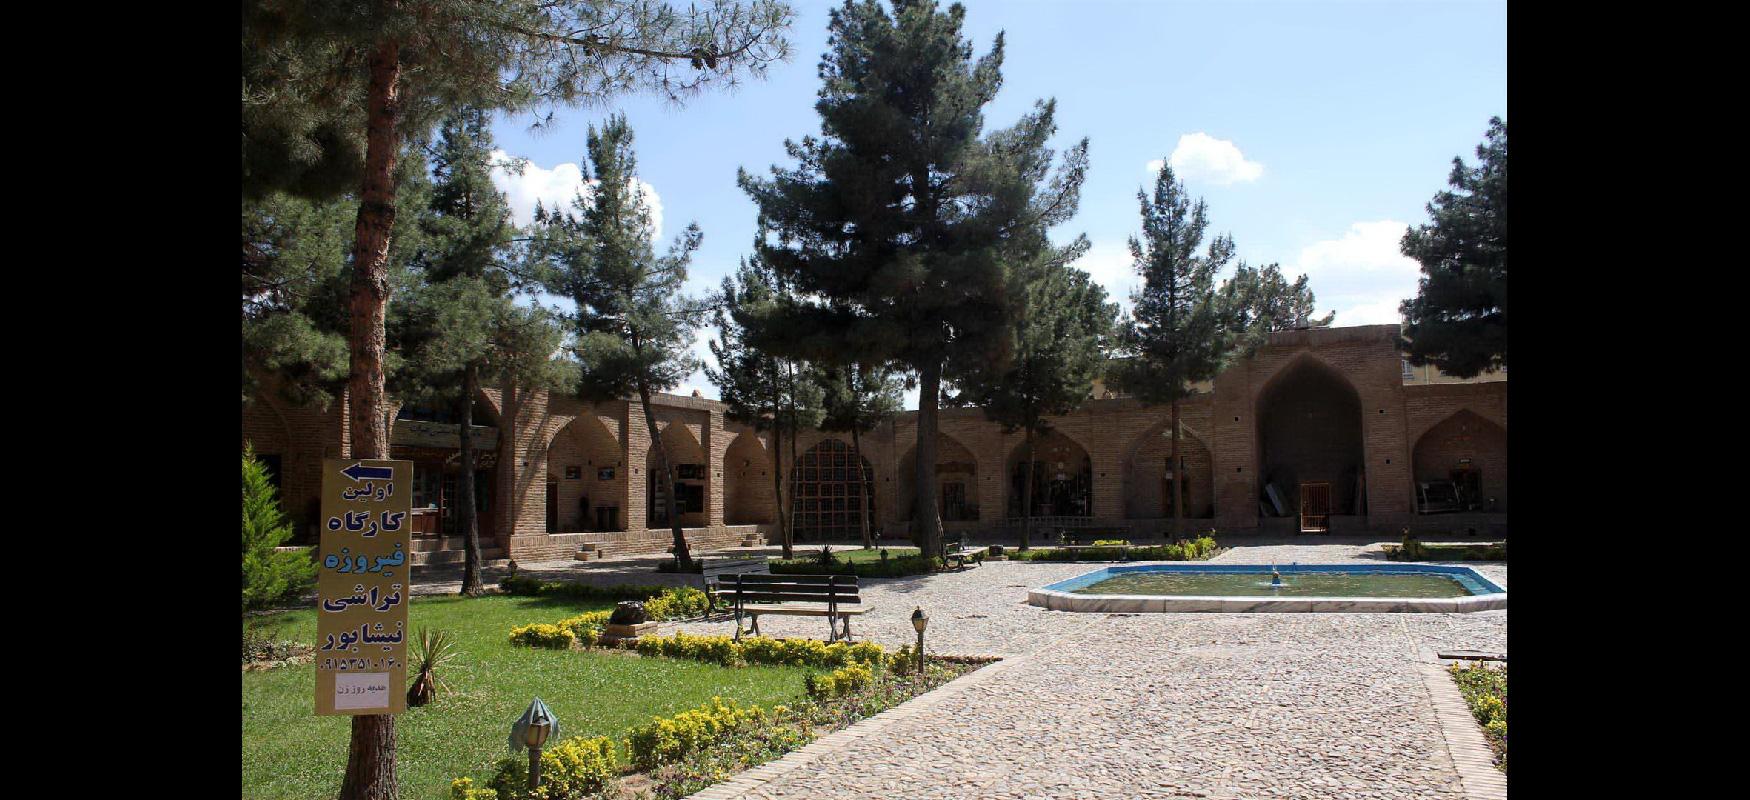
[1011,535,1219,562]
[768,553,940,578]
[498,575,679,601]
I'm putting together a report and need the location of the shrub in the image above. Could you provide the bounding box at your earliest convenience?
[242,443,316,612]
[448,777,498,800]
[499,577,675,603]
[1091,539,1130,547]
[508,624,576,650]
[633,633,887,670]
[626,697,766,770]
[473,735,619,799]
[805,663,873,700]
[769,553,938,578]
[642,587,710,621]
[556,611,611,649]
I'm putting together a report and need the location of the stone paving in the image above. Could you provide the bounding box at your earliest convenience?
[666,538,1505,800]
[410,537,1506,798]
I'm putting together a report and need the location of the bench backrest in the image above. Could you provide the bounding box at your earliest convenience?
[724,573,861,607]
[701,558,769,578]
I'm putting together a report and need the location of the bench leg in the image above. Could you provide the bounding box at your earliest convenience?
[841,614,854,642]
[750,614,761,638]
[733,608,743,642]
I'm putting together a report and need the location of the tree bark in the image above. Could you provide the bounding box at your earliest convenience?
[458,362,484,596]
[852,424,872,548]
[639,382,692,570]
[1171,398,1183,540]
[913,358,942,560]
[339,34,402,800]
[768,422,789,559]
[1020,427,1036,551]
[787,410,799,556]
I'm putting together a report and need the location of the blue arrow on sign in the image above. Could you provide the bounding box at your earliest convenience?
[341,462,394,482]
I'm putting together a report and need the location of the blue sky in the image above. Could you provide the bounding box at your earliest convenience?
[487,0,1506,407]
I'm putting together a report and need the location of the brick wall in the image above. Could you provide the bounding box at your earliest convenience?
[249,325,1506,554]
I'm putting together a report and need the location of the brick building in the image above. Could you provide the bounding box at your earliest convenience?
[243,324,1506,565]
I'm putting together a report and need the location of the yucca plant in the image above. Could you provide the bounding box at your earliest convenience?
[406,628,457,708]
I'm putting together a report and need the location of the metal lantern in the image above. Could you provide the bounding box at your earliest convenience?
[509,698,559,790]
[910,607,929,676]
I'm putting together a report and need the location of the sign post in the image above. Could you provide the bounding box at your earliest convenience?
[315,458,413,716]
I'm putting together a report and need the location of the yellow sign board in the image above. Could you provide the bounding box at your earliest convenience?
[315,459,413,715]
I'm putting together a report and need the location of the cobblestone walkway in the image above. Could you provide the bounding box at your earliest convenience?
[665,539,1505,799]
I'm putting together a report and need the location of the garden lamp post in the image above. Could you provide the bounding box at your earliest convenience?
[910,607,929,677]
[509,698,559,792]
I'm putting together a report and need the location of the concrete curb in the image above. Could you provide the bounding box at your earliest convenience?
[1419,662,1508,800]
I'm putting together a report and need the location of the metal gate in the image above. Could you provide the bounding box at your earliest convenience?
[1299,482,1331,533]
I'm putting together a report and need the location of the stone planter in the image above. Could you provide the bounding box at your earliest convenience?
[600,621,660,646]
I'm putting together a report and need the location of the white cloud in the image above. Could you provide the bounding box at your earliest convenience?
[1074,239,1139,315]
[1291,220,1420,326]
[1153,133,1264,185]
[489,150,664,238]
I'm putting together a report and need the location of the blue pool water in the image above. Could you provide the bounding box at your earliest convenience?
[1042,563,1505,597]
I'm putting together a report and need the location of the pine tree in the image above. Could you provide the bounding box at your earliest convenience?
[818,361,905,548]
[1110,163,1234,539]
[399,109,562,597]
[956,253,1114,550]
[740,0,1088,558]
[1221,261,1333,356]
[1400,117,1507,378]
[708,250,825,559]
[530,115,710,570]
[244,6,794,794]
[242,443,316,612]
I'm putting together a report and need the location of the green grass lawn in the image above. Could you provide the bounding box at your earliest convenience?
[243,594,813,800]
[828,546,919,563]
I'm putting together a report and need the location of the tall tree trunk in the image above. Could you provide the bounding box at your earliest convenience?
[339,34,401,800]
[787,414,799,555]
[768,422,789,559]
[1171,398,1183,540]
[458,363,483,597]
[781,360,798,558]
[852,424,872,548]
[914,358,942,561]
[639,382,692,570]
[1020,428,1036,551]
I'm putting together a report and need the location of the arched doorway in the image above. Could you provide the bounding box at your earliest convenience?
[547,412,625,532]
[1412,410,1508,512]
[1256,357,1364,517]
[899,433,980,524]
[791,438,874,542]
[723,430,774,525]
[1125,421,1214,520]
[647,423,708,529]
[1007,430,1093,519]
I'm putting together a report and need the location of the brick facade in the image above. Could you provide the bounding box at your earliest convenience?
[244,325,1506,559]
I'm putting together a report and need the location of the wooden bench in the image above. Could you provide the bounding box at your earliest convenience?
[700,558,770,613]
[941,532,978,571]
[712,573,870,643]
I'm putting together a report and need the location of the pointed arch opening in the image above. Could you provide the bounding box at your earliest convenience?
[1006,429,1093,520]
[1412,410,1508,513]
[548,413,626,532]
[647,421,708,529]
[1125,420,1214,520]
[791,438,875,542]
[899,432,980,525]
[1256,355,1365,518]
[723,430,774,525]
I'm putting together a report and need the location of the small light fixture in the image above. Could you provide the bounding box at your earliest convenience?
[510,698,559,791]
[910,607,929,677]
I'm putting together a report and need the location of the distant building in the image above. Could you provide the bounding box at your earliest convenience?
[244,324,1506,564]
